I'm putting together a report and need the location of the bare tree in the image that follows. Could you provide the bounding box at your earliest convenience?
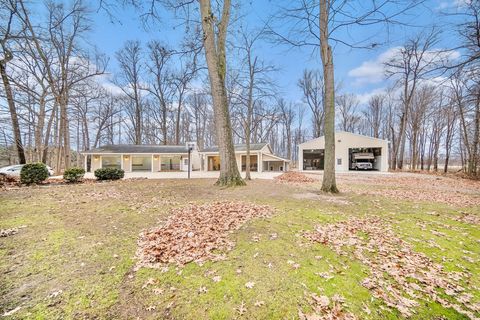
[298,69,324,138]
[364,94,385,138]
[16,0,105,171]
[0,0,26,163]
[278,98,295,160]
[116,40,144,144]
[230,26,277,180]
[336,93,360,133]
[199,0,244,186]
[171,45,199,145]
[384,30,443,170]
[146,41,173,145]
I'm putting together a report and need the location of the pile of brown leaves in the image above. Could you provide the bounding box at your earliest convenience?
[0,174,20,189]
[305,218,479,319]
[136,201,274,268]
[275,171,315,184]
[298,293,357,320]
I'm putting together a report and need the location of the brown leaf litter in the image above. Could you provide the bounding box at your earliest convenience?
[305,218,479,319]
[338,174,480,207]
[0,225,26,237]
[275,171,315,184]
[136,201,274,268]
[454,212,480,225]
[0,228,19,237]
[298,292,357,320]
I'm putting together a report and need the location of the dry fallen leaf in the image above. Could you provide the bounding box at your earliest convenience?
[245,281,255,289]
[236,301,247,315]
[2,306,21,317]
[152,288,163,295]
[254,300,265,307]
[142,278,156,289]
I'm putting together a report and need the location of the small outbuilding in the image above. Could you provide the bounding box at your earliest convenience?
[298,131,389,172]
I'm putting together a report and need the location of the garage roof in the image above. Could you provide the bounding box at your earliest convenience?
[82,144,189,154]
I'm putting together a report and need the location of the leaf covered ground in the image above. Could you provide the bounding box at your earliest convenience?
[0,172,479,319]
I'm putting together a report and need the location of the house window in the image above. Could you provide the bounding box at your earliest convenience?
[102,156,121,169]
[337,158,342,165]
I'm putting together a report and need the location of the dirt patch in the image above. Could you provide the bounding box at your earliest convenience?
[136,201,274,268]
[293,192,352,205]
[275,172,315,184]
[305,218,479,319]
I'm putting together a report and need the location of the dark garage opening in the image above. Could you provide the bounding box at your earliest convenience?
[303,149,324,170]
[349,148,382,171]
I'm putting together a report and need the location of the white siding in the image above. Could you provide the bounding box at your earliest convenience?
[299,131,389,172]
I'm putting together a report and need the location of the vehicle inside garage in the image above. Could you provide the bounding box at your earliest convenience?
[303,149,324,170]
[348,148,382,170]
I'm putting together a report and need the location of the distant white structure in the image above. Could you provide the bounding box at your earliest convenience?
[298,131,389,172]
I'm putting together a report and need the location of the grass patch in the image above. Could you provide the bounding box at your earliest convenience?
[1,177,479,319]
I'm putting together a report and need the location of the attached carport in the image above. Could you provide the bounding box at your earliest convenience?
[298,131,389,172]
[261,154,289,172]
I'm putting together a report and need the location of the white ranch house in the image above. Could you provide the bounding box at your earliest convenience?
[82,142,289,174]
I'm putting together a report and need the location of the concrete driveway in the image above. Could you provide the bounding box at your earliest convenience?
[83,171,284,180]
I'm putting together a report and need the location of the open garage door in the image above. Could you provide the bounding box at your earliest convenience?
[349,148,382,171]
[303,149,324,170]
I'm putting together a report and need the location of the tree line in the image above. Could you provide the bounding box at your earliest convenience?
[1,0,479,188]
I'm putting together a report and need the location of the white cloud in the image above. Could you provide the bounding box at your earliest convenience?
[348,47,401,86]
[436,0,470,10]
[356,88,387,105]
[348,47,460,87]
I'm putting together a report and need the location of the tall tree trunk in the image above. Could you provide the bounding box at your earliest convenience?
[61,94,71,170]
[0,55,26,164]
[42,103,56,164]
[199,0,245,186]
[319,0,338,193]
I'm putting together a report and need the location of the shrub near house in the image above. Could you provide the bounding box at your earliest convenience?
[94,168,124,181]
[63,167,85,183]
[20,163,49,185]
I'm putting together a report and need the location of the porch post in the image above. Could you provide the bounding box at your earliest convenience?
[84,155,88,172]
[120,154,124,170]
[258,152,262,172]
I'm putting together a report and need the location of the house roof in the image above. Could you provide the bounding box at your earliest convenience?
[201,143,268,153]
[82,144,189,154]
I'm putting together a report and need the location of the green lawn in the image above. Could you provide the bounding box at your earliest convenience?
[0,175,479,319]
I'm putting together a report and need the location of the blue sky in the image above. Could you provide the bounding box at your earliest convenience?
[85,0,464,104]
